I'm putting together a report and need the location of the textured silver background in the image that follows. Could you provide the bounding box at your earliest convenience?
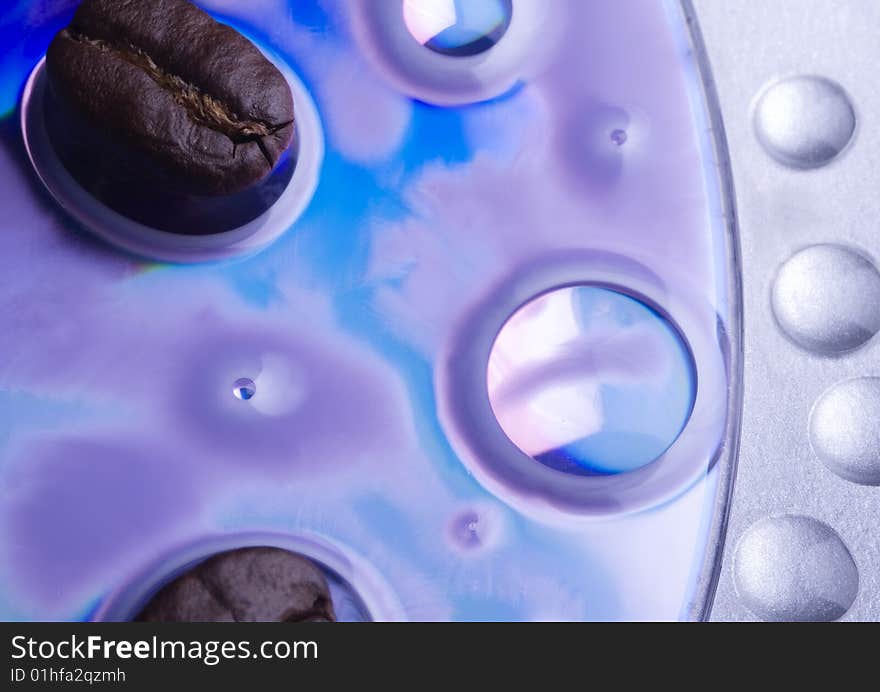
[692,0,880,621]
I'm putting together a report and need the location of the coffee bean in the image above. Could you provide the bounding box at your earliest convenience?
[136,547,336,622]
[46,0,295,197]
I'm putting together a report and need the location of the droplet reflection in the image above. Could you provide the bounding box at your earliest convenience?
[487,286,695,475]
[403,0,513,57]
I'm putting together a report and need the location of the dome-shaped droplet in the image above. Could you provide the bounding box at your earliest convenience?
[734,515,858,622]
[754,76,855,169]
[232,377,256,401]
[772,245,880,354]
[810,378,880,485]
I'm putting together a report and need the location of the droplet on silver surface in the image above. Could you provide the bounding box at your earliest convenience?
[734,515,858,622]
[771,245,880,354]
[810,378,880,486]
[754,75,855,169]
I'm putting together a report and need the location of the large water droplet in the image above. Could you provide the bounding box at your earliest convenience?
[486,286,696,475]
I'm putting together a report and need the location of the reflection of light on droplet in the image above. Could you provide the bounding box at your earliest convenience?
[232,377,256,401]
[403,0,513,57]
[610,128,627,146]
[487,286,695,475]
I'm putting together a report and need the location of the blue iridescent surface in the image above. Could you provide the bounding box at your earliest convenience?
[0,0,733,621]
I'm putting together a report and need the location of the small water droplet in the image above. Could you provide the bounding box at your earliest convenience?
[451,511,483,548]
[233,377,256,401]
[610,128,627,146]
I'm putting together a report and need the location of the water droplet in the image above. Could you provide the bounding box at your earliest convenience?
[487,286,695,475]
[734,515,858,621]
[403,0,513,57]
[451,510,483,548]
[772,245,880,353]
[810,378,880,485]
[754,76,855,169]
[232,377,256,401]
[448,506,505,552]
[610,128,627,146]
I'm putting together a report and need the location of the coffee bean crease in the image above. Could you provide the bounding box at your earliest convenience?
[64,28,291,162]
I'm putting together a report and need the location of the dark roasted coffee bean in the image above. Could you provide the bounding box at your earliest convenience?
[136,547,336,622]
[46,0,295,196]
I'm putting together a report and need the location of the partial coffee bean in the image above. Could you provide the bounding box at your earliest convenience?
[136,547,336,622]
[46,0,295,197]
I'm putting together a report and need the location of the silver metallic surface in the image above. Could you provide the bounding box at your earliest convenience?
[753,76,856,169]
[734,515,858,621]
[692,0,880,621]
[771,244,880,354]
[810,378,880,486]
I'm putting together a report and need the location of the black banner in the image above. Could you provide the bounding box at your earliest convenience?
[2,622,665,687]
